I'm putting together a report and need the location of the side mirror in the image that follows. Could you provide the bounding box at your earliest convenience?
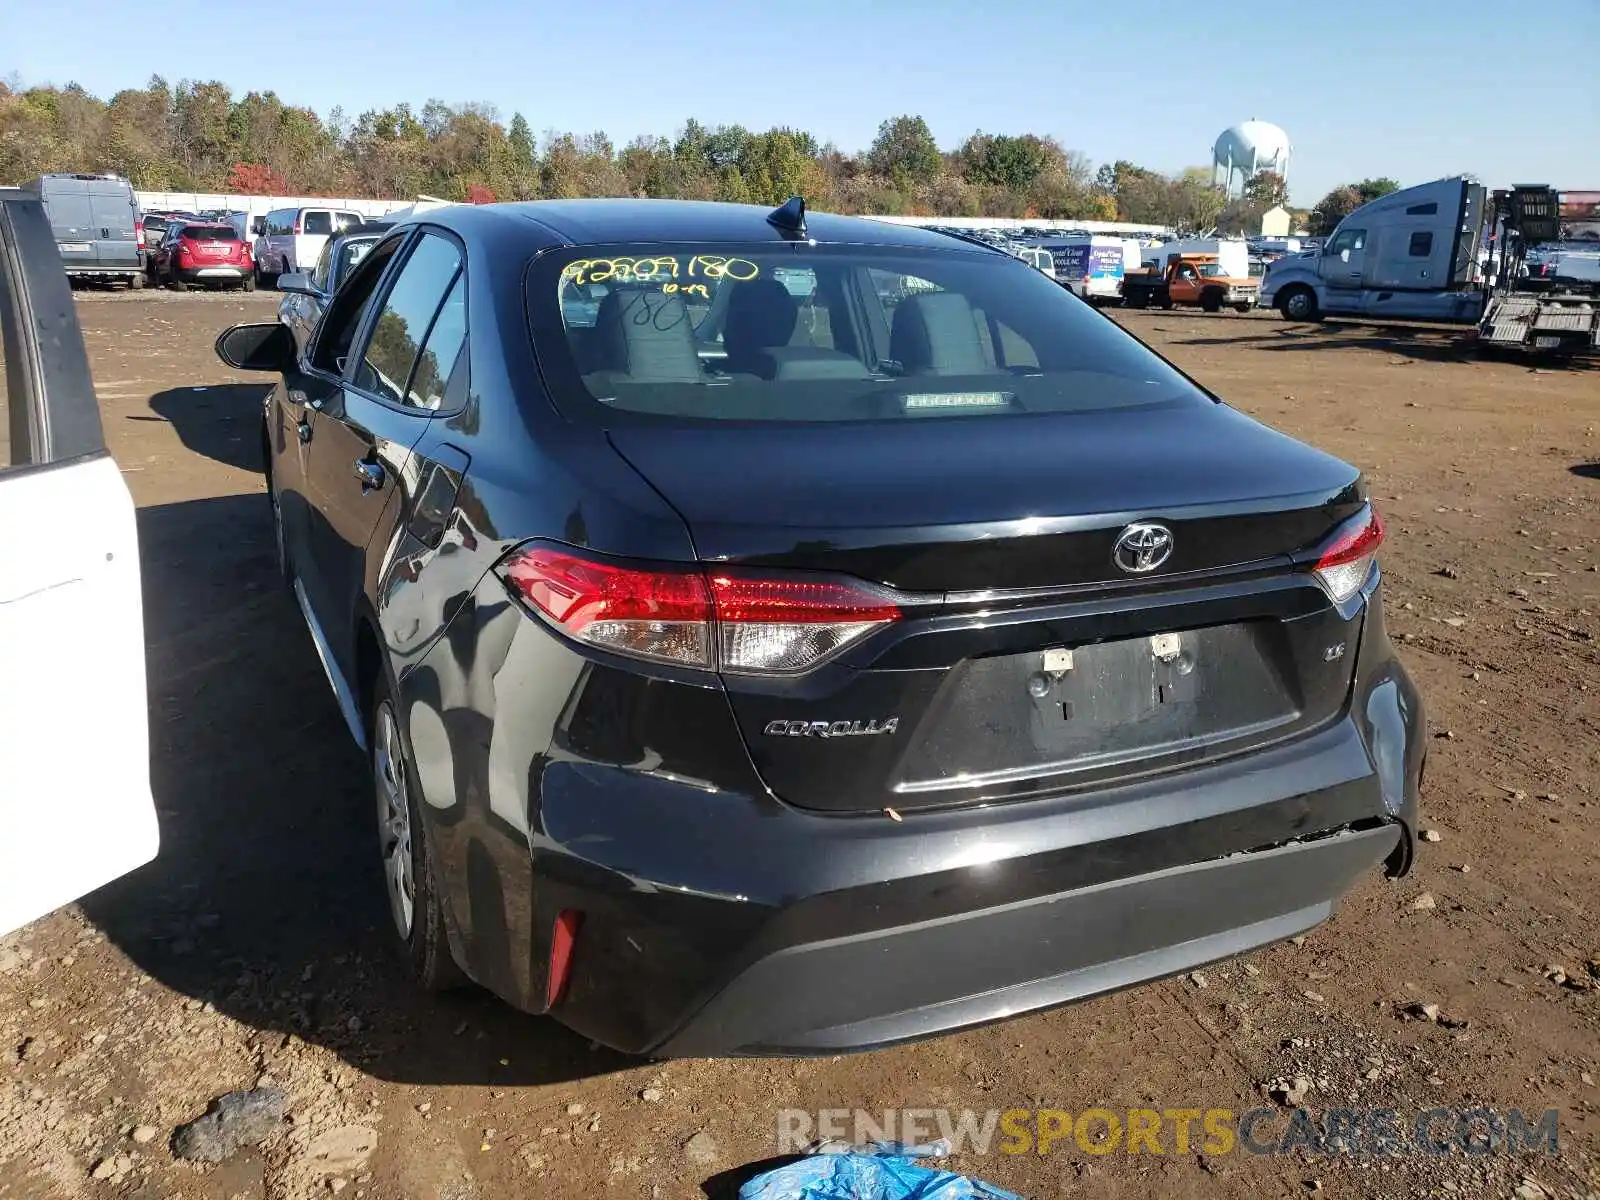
[216,322,295,373]
[276,272,318,296]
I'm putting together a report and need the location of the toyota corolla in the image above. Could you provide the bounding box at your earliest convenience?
[215,197,1425,1057]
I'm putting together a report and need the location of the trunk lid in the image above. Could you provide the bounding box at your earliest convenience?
[608,405,1369,814]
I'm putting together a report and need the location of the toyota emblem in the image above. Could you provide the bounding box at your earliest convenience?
[1112,522,1174,574]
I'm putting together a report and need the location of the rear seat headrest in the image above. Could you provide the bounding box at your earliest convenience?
[594,287,702,382]
[889,292,989,375]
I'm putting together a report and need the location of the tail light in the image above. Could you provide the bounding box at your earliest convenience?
[135,218,144,249]
[499,545,901,675]
[1312,505,1384,603]
[293,214,303,234]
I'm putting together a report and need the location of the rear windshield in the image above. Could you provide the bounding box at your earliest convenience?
[182,226,238,241]
[528,242,1210,424]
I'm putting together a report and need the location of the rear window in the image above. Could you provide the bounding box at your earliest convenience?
[528,243,1209,423]
[182,226,238,241]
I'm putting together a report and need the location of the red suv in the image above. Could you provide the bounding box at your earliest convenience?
[152,222,256,292]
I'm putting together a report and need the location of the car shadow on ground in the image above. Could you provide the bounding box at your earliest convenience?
[78,493,633,1088]
[1573,463,1600,480]
[1166,321,1474,363]
[1162,319,1600,370]
[145,385,273,474]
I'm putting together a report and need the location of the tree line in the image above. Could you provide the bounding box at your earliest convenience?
[2,77,1395,233]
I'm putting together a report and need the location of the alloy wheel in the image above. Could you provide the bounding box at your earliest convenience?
[374,701,415,940]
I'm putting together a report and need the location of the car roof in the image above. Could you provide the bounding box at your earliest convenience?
[409,199,989,253]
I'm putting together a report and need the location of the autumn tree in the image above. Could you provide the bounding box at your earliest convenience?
[226,161,288,193]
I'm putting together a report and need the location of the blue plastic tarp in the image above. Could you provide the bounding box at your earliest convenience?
[737,1140,1023,1200]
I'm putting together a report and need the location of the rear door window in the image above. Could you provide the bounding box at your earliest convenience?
[351,233,463,408]
[44,188,93,235]
[529,243,1208,423]
[302,210,333,235]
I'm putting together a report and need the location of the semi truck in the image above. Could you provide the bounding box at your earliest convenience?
[1258,178,1599,355]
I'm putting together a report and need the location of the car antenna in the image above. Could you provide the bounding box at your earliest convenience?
[767,196,807,237]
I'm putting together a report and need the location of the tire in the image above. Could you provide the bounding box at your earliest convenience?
[1234,303,1252,314]
[1200,289,1223,314]
[168,277,188,292]
[1278,286,1320,322]
[242,275,257,293]
[1126,291,1149,309]
[1158,295,1174,310]
[371,672,464,992]
[129,273,144,290]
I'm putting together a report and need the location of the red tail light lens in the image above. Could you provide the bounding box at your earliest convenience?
[1312,505,1384,603]
[499,546,901,675]
[502,546,711,667]
[135,219,145,249]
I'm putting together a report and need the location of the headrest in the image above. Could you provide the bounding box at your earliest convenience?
[724,278,800,363]
[889,292,989,375]
[593,287,701,382]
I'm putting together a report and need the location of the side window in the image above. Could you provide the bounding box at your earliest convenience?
[352,233,462,407]
[335,212,363,233]
[1406,202,1439,216]
[772,267,832,349]
[302,210,332,236]
[311,242,334,290]
[309,236,405,375]
[406,275,468,411]
[1408,231,1434,257]
[1328,229,1366,255]
[867,267,943,319]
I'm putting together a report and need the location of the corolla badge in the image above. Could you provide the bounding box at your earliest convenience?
[764,718,900,738]
[1112,522,1175,574]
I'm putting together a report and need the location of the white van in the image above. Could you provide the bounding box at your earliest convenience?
[1041,235,1128,302]
[253,206,364,286]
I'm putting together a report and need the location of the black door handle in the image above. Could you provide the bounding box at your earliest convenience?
[102,228,110,239]
[353,458,385,491]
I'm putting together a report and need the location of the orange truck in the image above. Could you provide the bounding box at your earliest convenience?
[1120,254,1258,313]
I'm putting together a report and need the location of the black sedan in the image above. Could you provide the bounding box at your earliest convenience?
[216,197,1425,1057]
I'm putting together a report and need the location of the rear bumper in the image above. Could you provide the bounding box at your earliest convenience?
[661,823,1397,1055]
[63,264,140,276]
[175,265,248,282]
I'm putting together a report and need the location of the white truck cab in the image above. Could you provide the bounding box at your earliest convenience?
[1259,177,1490,324]
[0,191,159,938]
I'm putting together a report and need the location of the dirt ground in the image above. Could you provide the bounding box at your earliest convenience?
[1,291,1597,1200]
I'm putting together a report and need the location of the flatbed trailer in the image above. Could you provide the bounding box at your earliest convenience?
[1477,291,1600,355]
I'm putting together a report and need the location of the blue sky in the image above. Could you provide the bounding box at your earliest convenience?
[3,0,1597,203]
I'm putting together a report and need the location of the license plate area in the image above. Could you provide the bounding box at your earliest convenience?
[894,622,1304,795]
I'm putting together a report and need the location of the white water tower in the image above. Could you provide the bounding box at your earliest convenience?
[1212,120,1291,197]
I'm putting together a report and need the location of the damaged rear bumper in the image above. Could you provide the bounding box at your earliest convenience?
[658,821,1398,1056]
